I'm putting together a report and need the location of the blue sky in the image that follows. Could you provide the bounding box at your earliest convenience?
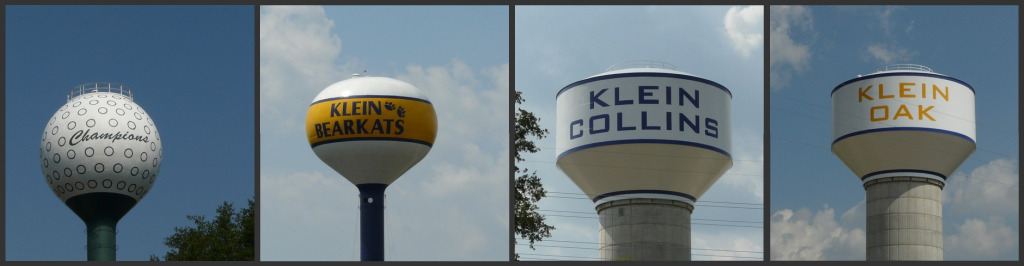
[769,6,1018,260]
[5,6,254,261]
[515,6,764,261]
[259,6,508,260]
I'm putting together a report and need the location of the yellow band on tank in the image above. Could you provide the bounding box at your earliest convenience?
[306,96,437,147]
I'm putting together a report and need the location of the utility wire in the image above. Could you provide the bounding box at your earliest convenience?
[539,209,762,224]
[518,251,761,260]
[527,239,765,254]
[539,214,763,228]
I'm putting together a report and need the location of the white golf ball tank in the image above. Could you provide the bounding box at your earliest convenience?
[40,84,162,203]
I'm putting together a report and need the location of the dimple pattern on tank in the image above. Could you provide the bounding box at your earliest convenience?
[40,92,162,202]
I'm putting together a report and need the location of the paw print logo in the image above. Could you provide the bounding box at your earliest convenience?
[397,106,406,118]
[384,102,396,111]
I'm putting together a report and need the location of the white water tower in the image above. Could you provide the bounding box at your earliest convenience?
[556,61,733,260]
[40,82,162,261]
[831,64,975,260]
[305,75,437,261]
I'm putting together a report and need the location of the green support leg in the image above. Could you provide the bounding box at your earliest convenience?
[86,216,118,261]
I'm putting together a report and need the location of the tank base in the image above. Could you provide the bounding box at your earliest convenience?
[864,176,943,261]
[596,198,693,261]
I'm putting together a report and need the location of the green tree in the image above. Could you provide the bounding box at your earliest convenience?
[150,199,255,261]
[514,90,555,260]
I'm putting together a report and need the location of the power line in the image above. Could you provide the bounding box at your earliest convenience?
[516,253,596,260]
[519,243,765,255]
[527,239,765,254]
[539,209,763,224]
[540,214,763,228]
[518,250,762,260]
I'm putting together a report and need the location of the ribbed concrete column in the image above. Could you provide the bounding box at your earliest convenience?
[864,176,944,261]
[596,198,692,261]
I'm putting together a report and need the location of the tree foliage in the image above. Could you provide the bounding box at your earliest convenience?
[514,90,554,260]
[150,199,255,261]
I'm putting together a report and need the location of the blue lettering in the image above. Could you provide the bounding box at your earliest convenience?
[343,120,354,134]
[641,111,660,130]
[341,102,350,116]
[331,121,342,136]
[570,119,584,140]
[589,114,609,134]
[639,86,658,104]
[370,119,384,134]
[705,118,718,138]
[382,119,394,134]
[616,112,635,131]
[614,87,633,105]
[680,113,700,133]
[356,119,368,134]
[314,123,325,138]
[666,87,672,105]
[665,112,672,130]
[367,101,381,115]
[680,88,699,108]
[590,89,609,109]
[330,103,342,117]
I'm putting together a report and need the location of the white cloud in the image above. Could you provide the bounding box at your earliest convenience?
[396,60,509,152]
[385,60,509,260]
[865,43,915,65]
[260,171,358,260]
[943,158,1019,260]
[718,131,764,202]
[877,6,898,36]
[769,6,813,89]
[944,158,1019,217]
[260,6,348,133]
[724,6,764,57]
[945,217,1017,259]
[770,204,865,260]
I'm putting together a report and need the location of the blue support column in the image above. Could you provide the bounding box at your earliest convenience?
[356,184,388,261]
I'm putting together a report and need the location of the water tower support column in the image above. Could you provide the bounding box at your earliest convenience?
[597,199,693,261]
[86,216,117,261]
[357,183,387,261]
[864,176,943,260]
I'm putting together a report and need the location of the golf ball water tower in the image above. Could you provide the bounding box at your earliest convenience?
[305,74,437,261]
[556,61,732,261]
[39,82,162,261]
[831,64,975,260]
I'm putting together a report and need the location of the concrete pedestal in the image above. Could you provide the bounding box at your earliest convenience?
[596,198,693,261]
[864,176,944,261]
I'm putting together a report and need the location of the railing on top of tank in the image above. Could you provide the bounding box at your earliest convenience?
[877,64,933,73]
[67,82,133,102]
[606,60,679,72]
